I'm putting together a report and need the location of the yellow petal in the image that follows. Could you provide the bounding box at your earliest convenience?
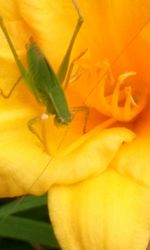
[77,0,150,77]
[0,101,134,197]
[16,0,83,70]
[48,169,150,250]
[0,103,50,197]
[0,10,31,92]
[0,0,20,20]
[47,125,134,185]
[112,101,150,187]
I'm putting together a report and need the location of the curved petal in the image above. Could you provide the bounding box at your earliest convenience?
[47,125,134,186]
[0,120,134,197]
[48,169,150,250]
[112,102,150,187]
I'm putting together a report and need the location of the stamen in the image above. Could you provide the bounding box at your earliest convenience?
[125,87,137,107]
[124,86,134,120]
[68,55,146,123]
[117,71,136,82]
[64,49,88,88]
[97,62,147,122]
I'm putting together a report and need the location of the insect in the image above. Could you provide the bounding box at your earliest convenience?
[0,0,87,146]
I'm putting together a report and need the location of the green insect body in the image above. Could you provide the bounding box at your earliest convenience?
[0,0,85,143]
[26,41,72,125]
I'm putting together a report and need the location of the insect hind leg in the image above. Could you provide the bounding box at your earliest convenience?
[0,17,26,76]
[28,114,49,145]
[72,106,89,134]
[63,48,88,89]
[57,0,84,84]
[0,76,22,98]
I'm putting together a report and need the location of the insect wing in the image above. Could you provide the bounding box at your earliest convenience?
[26,42,72,124]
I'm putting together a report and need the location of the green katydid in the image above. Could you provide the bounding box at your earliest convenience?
[0,0,88,144]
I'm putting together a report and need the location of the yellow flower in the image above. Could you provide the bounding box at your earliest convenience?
[0,0,150,249]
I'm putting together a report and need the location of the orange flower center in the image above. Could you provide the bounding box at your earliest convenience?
[70,57,147,123]
[98,63,147,122]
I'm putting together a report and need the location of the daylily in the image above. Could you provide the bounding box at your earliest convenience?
[0,0,150,249]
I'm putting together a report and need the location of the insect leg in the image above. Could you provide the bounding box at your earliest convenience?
[27,114,49,144]
[72,106,89,133]
[57,0,83,84]
[63,48,88,89]
[0,17,26,77]
[0,75,22,98]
